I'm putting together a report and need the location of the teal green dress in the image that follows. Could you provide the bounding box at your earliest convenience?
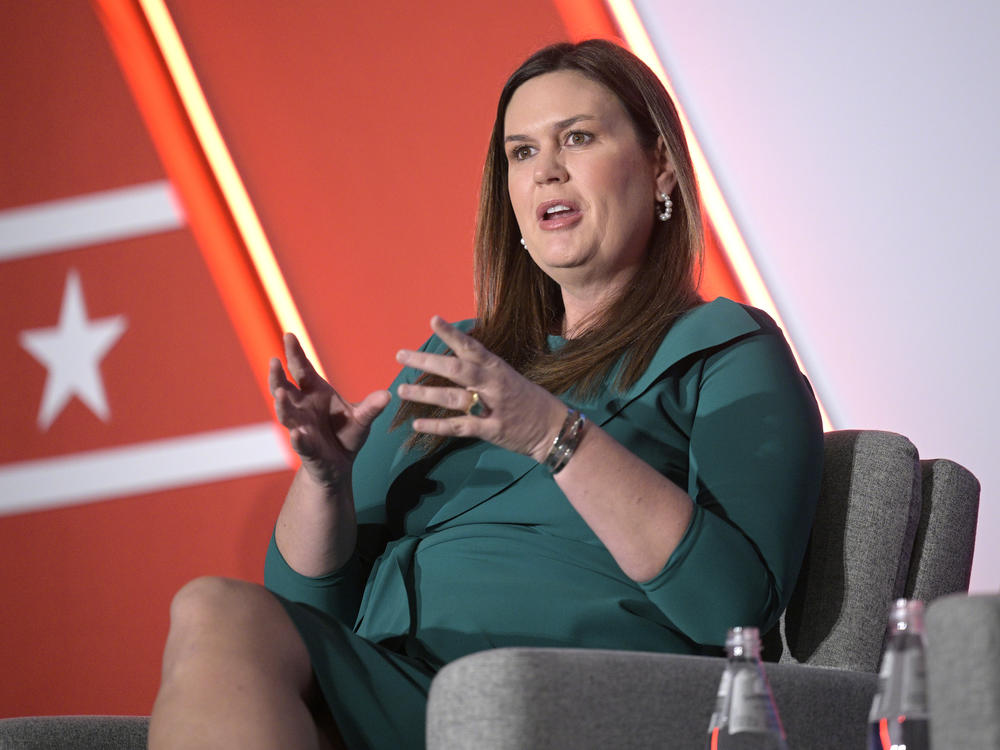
[264,297,824,749]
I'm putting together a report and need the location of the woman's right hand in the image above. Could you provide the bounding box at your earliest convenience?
[269,333,391,492]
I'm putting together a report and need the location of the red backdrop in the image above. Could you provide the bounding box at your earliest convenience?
[0,0,740,716]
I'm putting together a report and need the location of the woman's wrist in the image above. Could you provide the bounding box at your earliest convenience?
[529,399,569,464]
[542,409,588,474]
[530,399,589,470]
[297,462,353,500]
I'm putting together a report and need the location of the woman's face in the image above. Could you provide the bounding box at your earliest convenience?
[503,70,674,298]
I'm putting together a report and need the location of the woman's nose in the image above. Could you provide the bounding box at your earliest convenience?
[533,148,568,184]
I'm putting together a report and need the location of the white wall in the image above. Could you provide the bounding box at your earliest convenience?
[637,0,998,591]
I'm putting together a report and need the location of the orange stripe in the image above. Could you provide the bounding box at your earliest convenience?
[91,0,320,414]
[135,0,322,375]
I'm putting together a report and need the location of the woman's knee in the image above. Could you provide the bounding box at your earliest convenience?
[165,577,306,667]
[153,579,333,744]
[168,576,257,631]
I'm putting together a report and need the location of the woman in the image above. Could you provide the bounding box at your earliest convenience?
[149,40,823,750]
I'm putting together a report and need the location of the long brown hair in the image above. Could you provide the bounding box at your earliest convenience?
[393,40,704,447]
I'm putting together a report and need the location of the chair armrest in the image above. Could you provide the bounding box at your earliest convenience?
[426,648,877,750]
[0,715,148,750]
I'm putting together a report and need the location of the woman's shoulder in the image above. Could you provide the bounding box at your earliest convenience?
[656,297,780,363]
[676,296,778,334]
[598,299,781,405]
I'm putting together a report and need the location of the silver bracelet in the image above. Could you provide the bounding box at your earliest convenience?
[543,409,587,474]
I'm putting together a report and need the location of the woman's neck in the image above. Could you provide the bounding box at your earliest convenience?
[559,280,627,338]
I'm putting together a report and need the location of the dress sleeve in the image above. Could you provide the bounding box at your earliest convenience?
[263,325,463,624]
[638,318,824,645]
[264,534,366,623]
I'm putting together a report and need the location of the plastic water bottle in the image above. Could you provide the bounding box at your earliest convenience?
[706,626,788,749]
[867,598,930,750]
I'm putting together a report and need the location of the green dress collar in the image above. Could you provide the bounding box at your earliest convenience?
[424,297,761,528]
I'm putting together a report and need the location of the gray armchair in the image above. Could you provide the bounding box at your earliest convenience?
[425,430,981,748]
[0,431,982,749]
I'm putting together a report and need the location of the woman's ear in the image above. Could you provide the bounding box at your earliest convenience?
[654,136,678,197]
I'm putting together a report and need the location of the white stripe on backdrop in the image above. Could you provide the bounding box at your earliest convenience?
[0,423,290,515]
[0,181,183,261]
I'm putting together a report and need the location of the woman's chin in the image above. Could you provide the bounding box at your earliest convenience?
[529,242,594,269]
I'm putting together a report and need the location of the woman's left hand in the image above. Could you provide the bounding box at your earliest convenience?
[396,316,567,463]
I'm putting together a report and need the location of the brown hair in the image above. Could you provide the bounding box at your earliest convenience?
[393,39,703,447]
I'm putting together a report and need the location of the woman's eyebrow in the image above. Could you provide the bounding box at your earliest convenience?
[504,114,597,143]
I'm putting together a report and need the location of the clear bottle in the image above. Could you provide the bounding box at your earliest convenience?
[867,598,930,750]
[706,626,788,749]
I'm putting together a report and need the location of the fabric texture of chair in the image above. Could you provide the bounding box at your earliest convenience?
[0,715,147,749]
[0,430,981,749]
[926,592,1000,748]
[906,458,981,602]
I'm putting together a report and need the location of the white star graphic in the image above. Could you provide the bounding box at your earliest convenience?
[19,269,127,430]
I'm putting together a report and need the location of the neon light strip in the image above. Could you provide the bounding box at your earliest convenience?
[0,423,289,517]
[607,0,832,430]
[134,0,324,378]
[0,181,182,261]
[95,0,288,410]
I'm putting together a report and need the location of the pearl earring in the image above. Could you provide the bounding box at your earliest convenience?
[657,192,673,222]
[520,237,527,249]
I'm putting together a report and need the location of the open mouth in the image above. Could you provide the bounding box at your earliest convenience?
[537,200,582,227]
[542,204,574,221]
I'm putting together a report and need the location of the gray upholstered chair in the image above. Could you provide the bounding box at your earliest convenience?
[424,430,981,749]
[0,430,981,749]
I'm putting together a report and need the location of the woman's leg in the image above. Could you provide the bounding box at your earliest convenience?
[148,576,344,750]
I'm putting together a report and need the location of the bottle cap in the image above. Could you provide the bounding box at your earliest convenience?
[889,598,925,633]
[725,626,761,658]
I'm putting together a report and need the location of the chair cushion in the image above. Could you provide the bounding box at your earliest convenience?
[777,430,922,671]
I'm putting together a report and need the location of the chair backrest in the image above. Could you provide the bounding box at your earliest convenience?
[767,430,979,672]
